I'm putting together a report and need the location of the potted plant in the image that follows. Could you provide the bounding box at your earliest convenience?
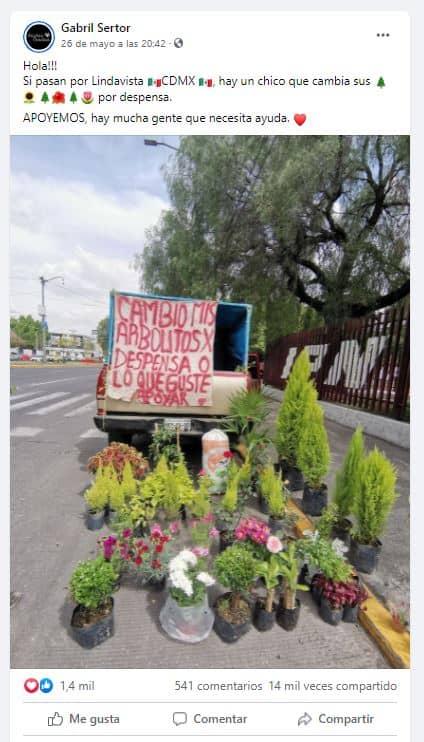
[234,516,271,557]
[84,468,109,530]
[265,471,289,533]
[275,349,317,490]
[213,543,257,643]
[253,536,285,631]
[223,388,271,446]
[88,441,149,481]
[159,550,215,643]
[297,398,330,516]
[214,461,241,550]
[341,578,368,623]
[276,541,309,630]
[332,427,365,543]
[132,524,174,590]
[69,557,117,648]
[148,425,181,467]
[351,448,397,574]
[258,464,275,514]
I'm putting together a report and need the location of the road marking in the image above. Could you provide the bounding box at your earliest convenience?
[10,392,68,411]
[10,391,40,402]
[27,376,83,387]
[80,428,107,439]
[11,427,43,438]
[64,400,96,418]
[29,393,91,416]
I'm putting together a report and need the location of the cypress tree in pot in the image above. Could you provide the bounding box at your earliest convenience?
[298,399,330,516]
[351,448,397,574]
[331,427,365,544]
[275,349,317,491]
[253,538,285,631]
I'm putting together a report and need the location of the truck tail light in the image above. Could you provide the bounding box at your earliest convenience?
[96,364,107,399]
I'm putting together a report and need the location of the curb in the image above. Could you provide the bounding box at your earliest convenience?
[10,362,102,369]
[287,499,410,669]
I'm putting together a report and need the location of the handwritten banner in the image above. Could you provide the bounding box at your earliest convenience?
[107,294,217,407]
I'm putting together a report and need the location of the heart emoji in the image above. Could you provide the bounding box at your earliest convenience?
[294,113,307,126]
[24,678,39,694]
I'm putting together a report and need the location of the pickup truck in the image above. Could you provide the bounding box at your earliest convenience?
[94,291,254,444]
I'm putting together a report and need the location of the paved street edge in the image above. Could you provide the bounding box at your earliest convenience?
[288,500,410,670]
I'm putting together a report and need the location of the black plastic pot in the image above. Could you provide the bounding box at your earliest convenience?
[70,599,114,648]
[258,495,269,515]
[213,594,252,643]
[219,530,235,553]
[298,564,309,586]
[105,507,117,526]
[86,509,105,531]
[311,574,323,605]
[133,524,145,537]
[253,601,276,631]
[276,598,301,631]
[148,576,166,592]
[349,538,382,574]
[319,597,343,626]
[280,462,304,492]
[342,603,359,623]
[302,483,328,516]
[268,515,285,533]
[331,518,353,545]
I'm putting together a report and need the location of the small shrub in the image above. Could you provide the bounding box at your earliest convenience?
[69,557,117,610]
[84,471,109,513]
[88,442,149,481]
[353,448,397,545]
[297,398,330,488]
[214,543,257,601]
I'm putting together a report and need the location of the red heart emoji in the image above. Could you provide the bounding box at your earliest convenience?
[24,678,39,693]
[294,113,307,126]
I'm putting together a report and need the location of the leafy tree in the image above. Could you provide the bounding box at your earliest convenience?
[10,315,42,348]
[96,317,109,355]
[136,136,409,332]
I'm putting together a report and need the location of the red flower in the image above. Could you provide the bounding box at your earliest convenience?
[223,450,234,459]
[151,559,161,569]
[135,556,142,565]
[155,544,164,553]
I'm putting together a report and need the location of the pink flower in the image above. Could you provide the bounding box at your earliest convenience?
[209,527,219,538]
[198,469,206,477]
[192,546,209,557]
[169,521,181,535]
[266,535,283,554]
[122,528,133,538]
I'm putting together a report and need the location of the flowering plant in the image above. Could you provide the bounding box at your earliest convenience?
[235,517,271,545]
[88,442,149,481]
[317,576,368,610]
[168,550,215,607]
[189,513,216,549]
[98,524,173,582]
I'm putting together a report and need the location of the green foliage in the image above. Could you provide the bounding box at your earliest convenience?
[316,503,340,540]
[84,470,109,513]
[10,315,42,348]
[214,544,257,594]
[96,317,109,356]
[148,426,181,466]
[255,554,285,591]
[297,397,330,487]
[276,350,317,466]
[276,541,308,596]
[190,474,212,519]
[298,535,352,582]
[333,427,365,519]
[137,136,409,329]
[353,448,397,544]
[120,460,138,500]
[266,472,287,519]
[69,557,117,610]
[221,468,239,513]
[223,389,270,438]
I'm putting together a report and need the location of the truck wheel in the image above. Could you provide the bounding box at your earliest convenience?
[107,432,132,445]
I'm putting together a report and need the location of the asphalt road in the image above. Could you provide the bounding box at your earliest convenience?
[10,366,390,669]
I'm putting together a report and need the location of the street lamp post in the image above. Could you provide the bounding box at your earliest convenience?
[143,139,179,152]
[39,275,64,361]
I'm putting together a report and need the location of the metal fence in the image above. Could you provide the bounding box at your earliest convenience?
[264,302,410,421]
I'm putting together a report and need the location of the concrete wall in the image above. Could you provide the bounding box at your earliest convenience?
[263,385,410,450]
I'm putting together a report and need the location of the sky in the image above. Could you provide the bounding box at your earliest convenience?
[10,136,179,335]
